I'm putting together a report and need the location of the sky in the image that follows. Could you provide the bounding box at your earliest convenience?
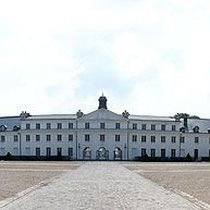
[0,0,210,117]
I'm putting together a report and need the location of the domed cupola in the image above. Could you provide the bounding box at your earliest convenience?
[98,93,107,109]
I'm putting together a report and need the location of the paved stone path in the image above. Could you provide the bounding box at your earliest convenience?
[0,162,207,210]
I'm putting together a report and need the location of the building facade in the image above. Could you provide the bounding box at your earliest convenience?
[0,95,210,161]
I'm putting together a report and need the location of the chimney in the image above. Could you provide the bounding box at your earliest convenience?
[184,117,188,128]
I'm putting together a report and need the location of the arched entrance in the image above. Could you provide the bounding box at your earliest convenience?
[114,147,122,160]
[83,147,91,160]
[96,147,109,160]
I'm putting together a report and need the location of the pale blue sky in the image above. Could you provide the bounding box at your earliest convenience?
[0,0,210,117]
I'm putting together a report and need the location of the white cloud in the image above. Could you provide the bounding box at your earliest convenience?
[0,0,210,117]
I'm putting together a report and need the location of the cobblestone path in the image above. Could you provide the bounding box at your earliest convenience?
[0,162,206,210]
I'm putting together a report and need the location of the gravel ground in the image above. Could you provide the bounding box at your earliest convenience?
[0,161,80,201]
[124,162,210,206]
[0,162,207,210]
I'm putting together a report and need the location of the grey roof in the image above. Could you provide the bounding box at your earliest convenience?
[184,119,210,133]
[0,116,20,131]
[129,115,176,122]
[27,114,77,120]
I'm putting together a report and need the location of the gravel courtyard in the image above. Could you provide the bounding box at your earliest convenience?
[0,161,80,201]
[0,161,210,210]
[124,162,210,206]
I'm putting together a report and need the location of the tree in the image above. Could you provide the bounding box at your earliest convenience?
[174,113,190,120]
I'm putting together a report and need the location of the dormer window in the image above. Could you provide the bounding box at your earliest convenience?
[193,126,199,133]
[13,126,20,131]
[0,125,7,132]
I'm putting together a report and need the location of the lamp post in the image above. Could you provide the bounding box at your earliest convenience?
[124,143,127,160]
[179,132,183,158]
[78,143,81,160]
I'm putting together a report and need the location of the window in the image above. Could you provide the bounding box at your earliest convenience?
[116,123,120,129]
[85,122,90,129]
[100,134,105,142]
[161,149,166,158]
[68,147,73,157]
[161,136,166,143]
[26,135,30,142]
[171,136,176,143]
[57,123,62,129]
[180,137,185,143]
[14,135,18,142]
[46,147,51,156]
[151,149,156,157]
[26,123,30,130]
[36,135,40,141]
[36,123,40,129]
[193,126,199,133]
[195,137,199,144]
[194,149,198,159]
[161,125,166,131]
[133,123,137,130]
[68,123,73,129]
[100,123,105,129]
[151,136,156,143]
[172,125,176,131]
[141,148,147,157]
[141,136,146,143]
[132,135,137,142]
[142,124,146,130]
[68,135,73,141]
[57,148,62,156]
[46,135,51,141]
[46,123,51,129]
[115,135,120,142]
[171,149,176,158]
[85,134,90,142]
[151,124,156,130]
[57,135,62,141]
[0,136,5,142]
[36,147,40,157]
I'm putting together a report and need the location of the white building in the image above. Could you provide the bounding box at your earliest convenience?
[0,95,210,161]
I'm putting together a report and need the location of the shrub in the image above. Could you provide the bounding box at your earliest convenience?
[185,153,193,161]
